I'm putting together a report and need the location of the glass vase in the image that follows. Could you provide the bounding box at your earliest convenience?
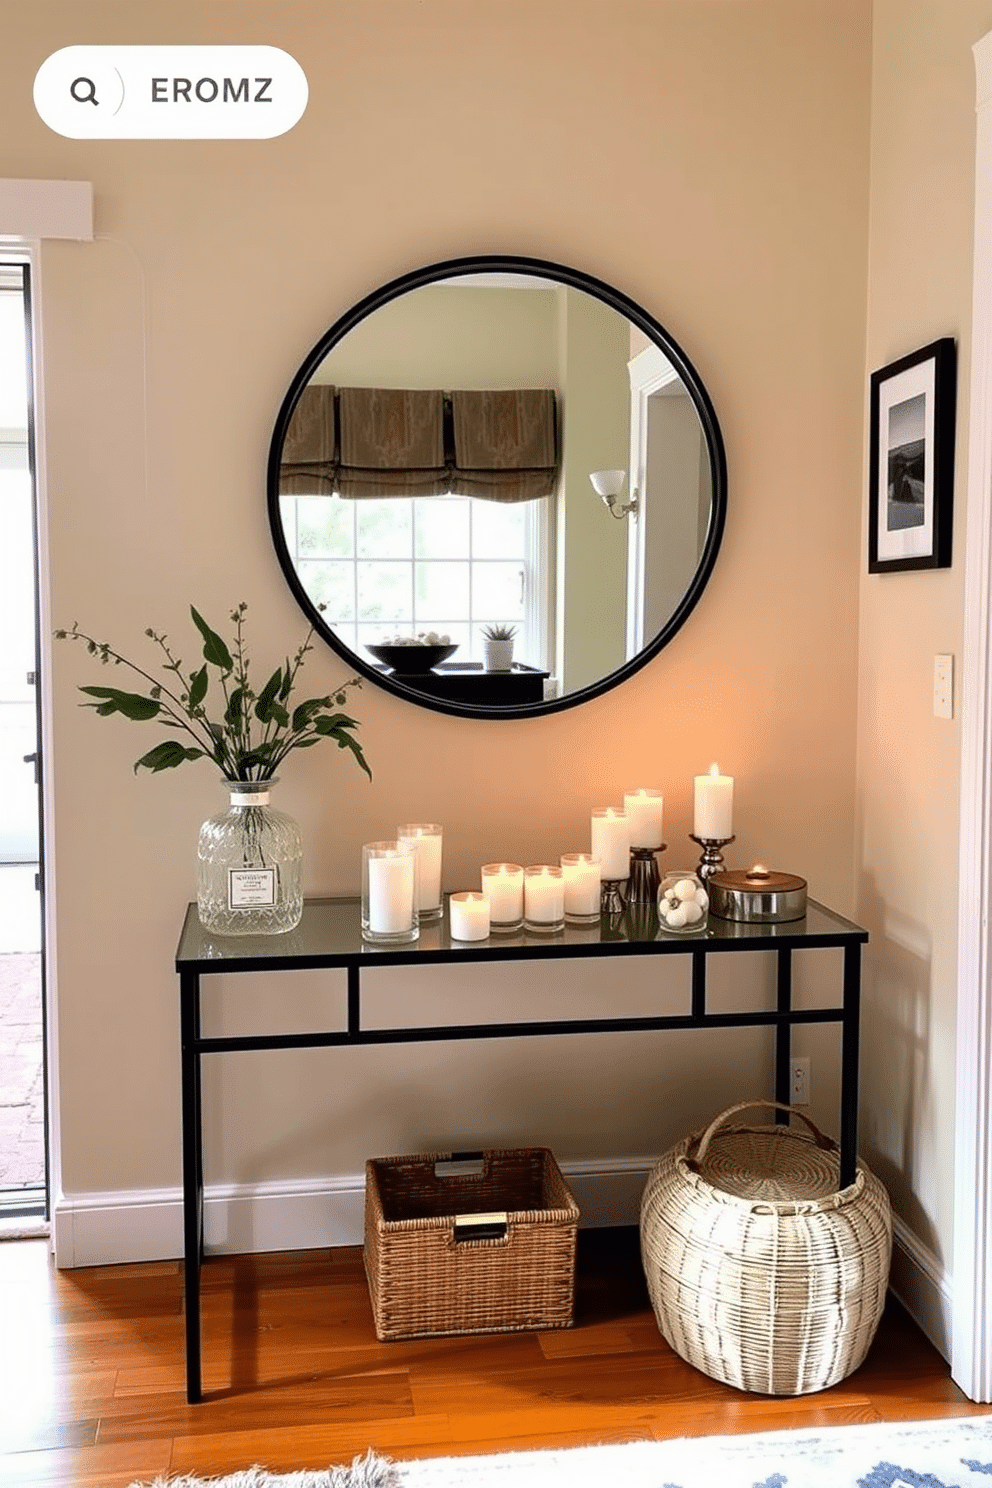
[197,778,303,936]
[657,870,709,934]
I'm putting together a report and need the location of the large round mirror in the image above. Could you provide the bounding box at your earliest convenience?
[267,255,726,719]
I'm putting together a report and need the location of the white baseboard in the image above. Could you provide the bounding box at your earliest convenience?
[889,1213,953,1362]
[52,1155,654,1269]
[52,1163,956,1367]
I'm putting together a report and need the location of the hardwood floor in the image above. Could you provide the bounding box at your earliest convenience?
[0,1228,987,1486]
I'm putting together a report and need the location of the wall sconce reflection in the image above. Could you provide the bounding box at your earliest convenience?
[590,468,638,520]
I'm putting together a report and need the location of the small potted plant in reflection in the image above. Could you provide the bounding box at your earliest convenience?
[481,624,517,672]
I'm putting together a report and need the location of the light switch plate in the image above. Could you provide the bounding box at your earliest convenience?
[934,654,954,719]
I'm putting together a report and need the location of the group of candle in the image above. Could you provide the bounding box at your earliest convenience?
[360,766,735,945]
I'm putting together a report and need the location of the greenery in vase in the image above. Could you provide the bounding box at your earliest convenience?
[481,624,517,641]
[55,603,371,783]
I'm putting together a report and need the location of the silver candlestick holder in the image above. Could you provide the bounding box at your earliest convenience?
[600,878,628,915]
[626,844,667,905]
[690,834,735,882]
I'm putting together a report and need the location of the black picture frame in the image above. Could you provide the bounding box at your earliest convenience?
[868,337,956,573]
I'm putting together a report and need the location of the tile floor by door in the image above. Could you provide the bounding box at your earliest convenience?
[0,863,44,1193]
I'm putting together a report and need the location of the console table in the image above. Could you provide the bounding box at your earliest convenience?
[176,894,867,1403]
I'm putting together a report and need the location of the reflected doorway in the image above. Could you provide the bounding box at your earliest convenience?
[0,263,46,1223]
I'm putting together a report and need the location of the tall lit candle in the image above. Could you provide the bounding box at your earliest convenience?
[362,841,419,943]
[591,807,630,879]
[693,763,734,840]
[397,823,443,918]
[623,788,664,849]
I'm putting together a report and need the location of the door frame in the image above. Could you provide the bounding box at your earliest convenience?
[952,28,992,1404]
[0,256,47,1215]
[625,343,682,659]
[0,179,93,1237]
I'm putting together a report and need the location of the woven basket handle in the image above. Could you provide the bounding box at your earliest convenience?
[693,1100,837,1165]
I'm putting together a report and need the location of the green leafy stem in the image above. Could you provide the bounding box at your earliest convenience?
[55,603,372,783]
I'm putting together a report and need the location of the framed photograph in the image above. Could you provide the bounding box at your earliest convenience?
[868,337,956,573]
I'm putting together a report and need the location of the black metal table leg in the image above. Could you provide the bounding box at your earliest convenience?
[691,947,706,1020]
[839,941,862,1189]
[347,962,360,1035]
[775,947,793,1120]
[180,969,203,1404]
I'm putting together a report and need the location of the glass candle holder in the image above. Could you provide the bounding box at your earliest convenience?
[560,853,601,924]
[397,822,443,921]
[448,891,491,942]
[657,869,709,934]
[362,841,419,944]
[480,863,524,932]
[524,865,565,933]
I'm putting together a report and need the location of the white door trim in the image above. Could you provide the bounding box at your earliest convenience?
[952,29,992,1404]
[0,179,94,1253]
[626,344,681,658]
[0,179,93,242]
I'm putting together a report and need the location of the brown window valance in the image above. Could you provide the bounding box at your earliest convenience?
[278,385,558,502]
[338,387,447,498]
[278,383,338,495]
[451,389,558,502]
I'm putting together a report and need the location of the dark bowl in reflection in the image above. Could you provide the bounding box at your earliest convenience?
[367,643,458,675]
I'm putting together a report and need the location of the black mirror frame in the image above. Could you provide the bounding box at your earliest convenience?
[266,254,727,721]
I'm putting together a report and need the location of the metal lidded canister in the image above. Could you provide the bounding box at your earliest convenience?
[707,864,808,923]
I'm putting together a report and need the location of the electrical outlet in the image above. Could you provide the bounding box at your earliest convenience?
[790,1057,810,1107]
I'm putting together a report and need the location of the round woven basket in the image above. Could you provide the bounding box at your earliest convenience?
[640,1100,892,1395]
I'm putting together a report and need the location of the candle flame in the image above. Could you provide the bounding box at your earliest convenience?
[709,762,721,777]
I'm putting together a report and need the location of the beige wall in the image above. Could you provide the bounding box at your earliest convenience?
[313,283,560,389]
[5,1,872,1237]
[857,0,992,1290]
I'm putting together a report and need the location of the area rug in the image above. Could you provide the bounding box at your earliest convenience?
[129,1415,992,1487]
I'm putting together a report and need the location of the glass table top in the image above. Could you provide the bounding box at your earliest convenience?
[177,895,867,972]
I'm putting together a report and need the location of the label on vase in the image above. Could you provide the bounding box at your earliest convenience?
[228,867,277,909]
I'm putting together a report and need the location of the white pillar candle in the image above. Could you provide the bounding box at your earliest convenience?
[365,847,416,934]
[560,853,601,917]
[694,763,734,839]
[397,823,443,915]
[523,865,565,927]
[449,891,491,941]
[623,788,665,849]
[591,807,630,879]
[480,863,525,927]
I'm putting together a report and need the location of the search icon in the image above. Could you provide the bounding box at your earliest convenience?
[70,76,99,106]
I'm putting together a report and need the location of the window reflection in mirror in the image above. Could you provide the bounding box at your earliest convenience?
[269,260,725,719]
[279,493,543,674]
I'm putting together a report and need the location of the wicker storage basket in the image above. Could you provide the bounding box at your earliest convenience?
[640,1101,891,1395]
[364,1147,579,1342]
